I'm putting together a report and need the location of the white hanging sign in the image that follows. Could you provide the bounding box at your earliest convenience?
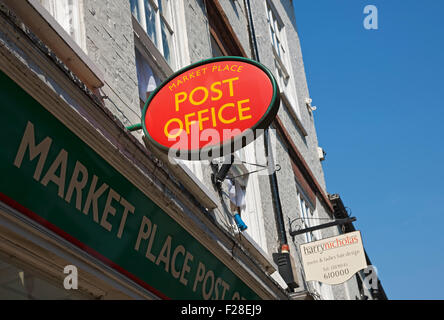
[300,231,368,285]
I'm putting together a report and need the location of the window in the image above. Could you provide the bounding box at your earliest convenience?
[5,0,103,89]
[296,188,334,299]
[297,190,316,243]
[206,0,267,249]
[135,48,161,105]
[131,0,177,68]
[205,0,246,57]
[267,3,285,61]
[0,256,91,300]
[211,35,224,57]
[132,0,203,180]
[224,147,268,252]
[38,0,86,50]
[265,1,301,120]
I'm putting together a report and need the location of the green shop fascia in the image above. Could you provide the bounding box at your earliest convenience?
[0,69,261,300]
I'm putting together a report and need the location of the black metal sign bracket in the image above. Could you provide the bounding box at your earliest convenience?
[289,217,357,237]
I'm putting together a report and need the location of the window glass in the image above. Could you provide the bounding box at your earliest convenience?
[298,191,314,243]
[135,49,161,103]
[266,1,300,119]
[130,0,140,22]
[130,0,176,68]
[210,35,224,57]
[144,0,158,45]
[158,0,172,23]
[39,0,85,50]
[267,4,283,59]
[0,257,90,300]
[161,19,173,65]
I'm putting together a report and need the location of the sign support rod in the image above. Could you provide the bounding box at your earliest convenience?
[290,217,357,237]
[126,123,142,131]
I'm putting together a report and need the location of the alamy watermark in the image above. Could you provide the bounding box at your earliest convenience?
[363,265,379,290]
[166,127,279,176]
[63,265,78,290]
[363,5,378,30]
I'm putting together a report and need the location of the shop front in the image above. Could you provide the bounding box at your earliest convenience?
[0,68,262,300]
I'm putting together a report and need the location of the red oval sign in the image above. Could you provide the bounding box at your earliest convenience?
[142,57,280,160]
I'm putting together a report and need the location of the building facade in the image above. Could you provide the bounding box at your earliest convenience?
[0,0,384,299]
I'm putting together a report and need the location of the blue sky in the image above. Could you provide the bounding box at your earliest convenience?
[292,0,444,299]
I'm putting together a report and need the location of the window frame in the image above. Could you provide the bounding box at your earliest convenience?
[224,144,268,253]
[131,0,205,182]
[204,0,269,250]
[205,0,247,57]
[134,46,162,107]
[296,188,316,243]
[281,92,308,137]
[130,0,178,69]
[38,0,87,52]
[265,0,302,121]
[296,186,334,299]
[4,0,104,90]
[0,205,157,299]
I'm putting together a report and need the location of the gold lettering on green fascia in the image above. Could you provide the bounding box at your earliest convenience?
[65,161,88,211]
[13,121,135,240]
[134,216,200,291]
[13,121,52,181]
[191,260,232,300]
[12,120,251,300]
[40,148,68,198]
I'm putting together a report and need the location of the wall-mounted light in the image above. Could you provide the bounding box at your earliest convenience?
[305,97,317,112]
[318,147,326,161]
[211,154,235,188]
